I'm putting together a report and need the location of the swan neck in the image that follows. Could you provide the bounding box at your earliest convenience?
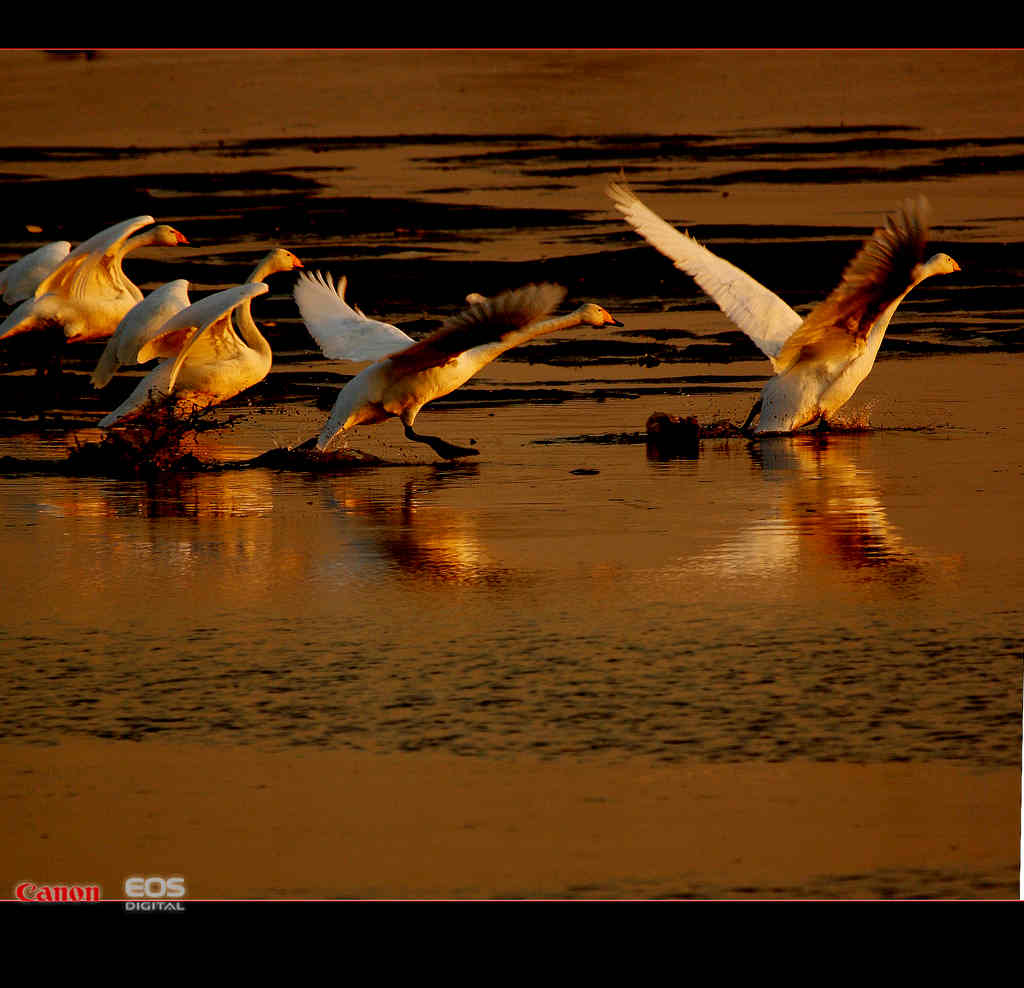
[119,230,157,259]
[248,257,277,284]
[106,231,153,296]
[865,287,914,351]
[495,310,584,354]
[235,296,271,358]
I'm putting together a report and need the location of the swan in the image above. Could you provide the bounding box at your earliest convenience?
[294,273,623,458]
[0,215,189,346]
[0,240,71,305]
[606,181,961,433]
[99,249,304,427]
[91,248,303,388]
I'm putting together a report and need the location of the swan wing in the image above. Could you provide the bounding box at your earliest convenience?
[91,280,192,388]
[36,215,155,300]
[293,270,414,362]
[0,241,72,304]
[772,197,930,373]
[606,180,801,367]
[164,283,269,393]
[386,282,567,377]
[128,281,194,362]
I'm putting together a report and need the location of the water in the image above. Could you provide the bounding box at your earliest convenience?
[3,391,1020,771]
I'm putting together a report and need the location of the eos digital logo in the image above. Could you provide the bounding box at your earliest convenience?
[123,876,187,912]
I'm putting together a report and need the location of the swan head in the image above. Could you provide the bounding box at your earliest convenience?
[252,248,304,282]
[915,252,961,282]
[575,302,624,328]
[149,225,190,247]
[929,252,961,275]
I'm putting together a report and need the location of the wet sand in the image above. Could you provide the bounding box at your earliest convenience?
[1,50,1021,901]
[2,740,1016,899]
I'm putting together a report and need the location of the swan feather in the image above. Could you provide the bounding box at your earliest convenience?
[294,270,414,362]
[606,180,802,367]
[0,241,72,305]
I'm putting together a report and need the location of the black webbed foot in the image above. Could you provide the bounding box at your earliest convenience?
[404,424,480,460]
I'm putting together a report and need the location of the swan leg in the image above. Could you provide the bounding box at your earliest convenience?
[33,345,64,419]
[741,397,762,434]
[403,422,479,459]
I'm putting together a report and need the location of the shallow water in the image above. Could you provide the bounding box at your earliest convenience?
[2,380,1020,772]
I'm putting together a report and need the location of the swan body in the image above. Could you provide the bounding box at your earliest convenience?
[606,181,960,433]
[300,278,623,458]
[99,248,303,427]
[0,240,72,305]
[0,216,189,345]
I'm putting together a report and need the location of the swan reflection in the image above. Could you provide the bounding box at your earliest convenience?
[319,464,522,586]
[688,434,962,592]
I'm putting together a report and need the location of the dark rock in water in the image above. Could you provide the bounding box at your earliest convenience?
[645,411,700,459]
[244,445,383,472]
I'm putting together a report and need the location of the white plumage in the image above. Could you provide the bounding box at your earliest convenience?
[90,279,193,388]
[293,270,416,361]
[0,240,72,306]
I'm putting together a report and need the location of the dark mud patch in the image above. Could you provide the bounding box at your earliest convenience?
[534,416,745,448]
[534,431,647,447]
[0,438,386,479]
[243,445,384,472]
[532,415,939,453]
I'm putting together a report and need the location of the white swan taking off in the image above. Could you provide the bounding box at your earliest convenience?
[99,284,267,427]
[294,273,623,459]
[606,180,961,433]
[99,245,303,427]
[91,248,303,389]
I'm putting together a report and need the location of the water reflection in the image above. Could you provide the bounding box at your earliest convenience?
[23,470,305,601]
[34,469,277,520]
[319,463,523,587]
[687,434,962,592]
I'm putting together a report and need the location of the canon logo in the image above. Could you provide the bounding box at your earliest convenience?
[15,882,101,903]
